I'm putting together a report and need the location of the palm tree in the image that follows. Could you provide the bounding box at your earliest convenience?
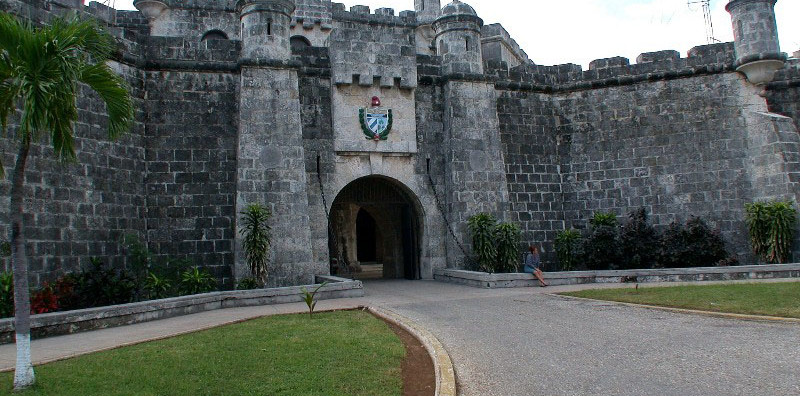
[0,12,134,390]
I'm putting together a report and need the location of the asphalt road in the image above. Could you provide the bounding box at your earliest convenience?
[364,280,800,396]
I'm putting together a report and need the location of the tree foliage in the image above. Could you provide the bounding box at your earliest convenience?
[746,201,797,264]
[0,11,134,389]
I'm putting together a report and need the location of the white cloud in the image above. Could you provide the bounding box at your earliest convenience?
[100,0,800,68]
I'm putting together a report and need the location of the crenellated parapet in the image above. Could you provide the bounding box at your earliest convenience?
[328,4,418,89]
[491,43,737,93]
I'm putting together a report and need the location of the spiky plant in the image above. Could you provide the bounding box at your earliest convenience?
[239,203,272,286]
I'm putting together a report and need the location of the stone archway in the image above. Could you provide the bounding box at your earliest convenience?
[329,176,422,280]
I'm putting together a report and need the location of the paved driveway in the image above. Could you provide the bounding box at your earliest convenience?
[359,280,800,396]
[1,279,798,395]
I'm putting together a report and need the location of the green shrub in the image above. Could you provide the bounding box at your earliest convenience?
[746,201,797,264]
[239,203,272,286]
[555,229,581,271]
[658,217,730,268]
[590,212,618,228]
[0,272,13,318]
[494,222,522,273]
[144,272,172,300]
[64,258,136,309]
[467,213,498,273]
[583,212,622,270]
[179,267,216,295]
[619,208,659,270]
[236,277,261,290]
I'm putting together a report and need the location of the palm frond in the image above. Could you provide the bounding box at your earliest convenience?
[0,11,133,171]
[79,63,134,140]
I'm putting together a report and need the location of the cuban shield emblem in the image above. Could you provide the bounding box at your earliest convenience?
[359,96,393,141]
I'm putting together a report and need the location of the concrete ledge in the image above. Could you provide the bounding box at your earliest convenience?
[434,263,800,289]
[0,276,363,344]
[368,307,457,396]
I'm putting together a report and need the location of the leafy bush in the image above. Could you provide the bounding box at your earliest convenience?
[745,201,797,264]
[144,272,172,300]
[583,212,622,270]
[236,277,261,290]
[658,217,730,268]
[467,213,498,273]
[0,272,13,318]
[65,258,136,309]
[590,212,618,228]
[555,229,581,271]
[179,267,216,295]
[619,208,659,270]
[30,283,59,314]
[239,204,272,286]
[122,234,151,283]
[494,222,522,273]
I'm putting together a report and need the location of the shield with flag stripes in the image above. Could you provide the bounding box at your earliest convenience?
[359,106,393,141]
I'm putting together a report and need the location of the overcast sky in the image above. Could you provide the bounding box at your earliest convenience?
[103,0,799,68]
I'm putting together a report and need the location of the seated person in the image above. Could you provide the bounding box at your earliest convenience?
[523,245,548,287]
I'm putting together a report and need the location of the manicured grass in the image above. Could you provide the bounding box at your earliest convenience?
[1,310,405,396]
[562,282,800,319]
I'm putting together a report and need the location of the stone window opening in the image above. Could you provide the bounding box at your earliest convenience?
[465,36,470,51]
[201,30,228,41]
[267,21,272,36]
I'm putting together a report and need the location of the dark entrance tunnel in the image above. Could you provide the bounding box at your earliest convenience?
[329,176,422,280]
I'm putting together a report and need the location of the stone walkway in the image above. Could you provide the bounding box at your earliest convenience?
[1,279,799,395]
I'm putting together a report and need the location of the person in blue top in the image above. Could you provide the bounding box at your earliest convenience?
[523,245,548,287]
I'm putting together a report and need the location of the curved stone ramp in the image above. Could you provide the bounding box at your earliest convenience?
[368,306,457,396]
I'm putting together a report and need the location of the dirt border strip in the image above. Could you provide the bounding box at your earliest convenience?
[551,294,800,324]
[368,306,457,396]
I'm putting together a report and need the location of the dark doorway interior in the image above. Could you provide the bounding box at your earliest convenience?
[329,176,421,280]
[356,208,377,262]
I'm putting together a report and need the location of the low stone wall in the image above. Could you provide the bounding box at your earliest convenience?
[0,276,362,344]
[434,264,800,289]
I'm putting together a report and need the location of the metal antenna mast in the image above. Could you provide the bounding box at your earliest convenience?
[688,0,718,45]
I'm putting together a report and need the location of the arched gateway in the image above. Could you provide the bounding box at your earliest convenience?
[329,176,423,280]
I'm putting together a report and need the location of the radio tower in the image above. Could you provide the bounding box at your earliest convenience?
[688,0,718,44]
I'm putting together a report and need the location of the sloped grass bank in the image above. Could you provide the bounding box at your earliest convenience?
[563,282,800,319]
[2,310,404,395]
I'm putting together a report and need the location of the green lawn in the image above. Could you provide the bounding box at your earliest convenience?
[1,310,405,396]
[562,282,800,319]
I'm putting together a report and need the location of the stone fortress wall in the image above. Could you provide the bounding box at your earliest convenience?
[0,0,797,287]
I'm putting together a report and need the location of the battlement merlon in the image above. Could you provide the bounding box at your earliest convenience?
[481,23,531,68]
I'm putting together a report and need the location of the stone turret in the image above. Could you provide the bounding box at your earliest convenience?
[726,0,786,84]
[433,0,484,75]
[415,0,441,25]
[238,0,296,62]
